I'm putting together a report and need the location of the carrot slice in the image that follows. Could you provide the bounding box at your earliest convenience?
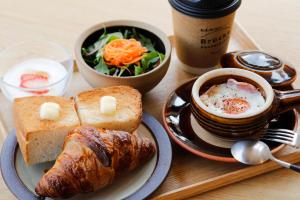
[103,38,147,67]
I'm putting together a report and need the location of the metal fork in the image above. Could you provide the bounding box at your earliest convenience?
[260,129,300,148]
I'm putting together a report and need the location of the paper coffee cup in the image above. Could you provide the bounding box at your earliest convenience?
[169,0,241,75]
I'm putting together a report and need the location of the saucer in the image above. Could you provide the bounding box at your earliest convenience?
[162,78,298,162]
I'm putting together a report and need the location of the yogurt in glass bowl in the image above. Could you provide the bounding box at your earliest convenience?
[0,40,73,101]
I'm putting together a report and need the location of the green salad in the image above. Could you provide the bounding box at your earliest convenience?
[81,28,165,77]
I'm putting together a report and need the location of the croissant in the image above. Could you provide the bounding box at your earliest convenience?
[35,126,156,198]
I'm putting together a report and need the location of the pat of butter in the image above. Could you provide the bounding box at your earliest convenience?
[100,96,117,115]
[40,102,61,120]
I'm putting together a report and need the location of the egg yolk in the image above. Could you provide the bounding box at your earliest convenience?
[222,98,250,114]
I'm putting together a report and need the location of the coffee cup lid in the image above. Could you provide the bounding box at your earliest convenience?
[169,0,241,18]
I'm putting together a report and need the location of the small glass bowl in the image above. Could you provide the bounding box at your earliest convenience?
[0,40,73,101]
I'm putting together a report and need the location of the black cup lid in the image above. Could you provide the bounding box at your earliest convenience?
[169,0,242,18]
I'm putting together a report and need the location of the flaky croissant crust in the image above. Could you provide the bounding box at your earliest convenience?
[35,126,156,198]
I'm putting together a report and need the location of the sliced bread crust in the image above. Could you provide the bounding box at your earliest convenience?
[13,96,80,165]
[75,86,142,133]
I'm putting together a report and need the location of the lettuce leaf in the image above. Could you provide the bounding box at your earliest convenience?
[95,57,110,75]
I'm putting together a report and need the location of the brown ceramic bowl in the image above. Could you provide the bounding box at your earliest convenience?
[220,50,297,89]
[191,68,300,139]
[74,20,171,94]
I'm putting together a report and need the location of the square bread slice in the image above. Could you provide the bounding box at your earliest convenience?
[13,96,80,165]
[75,86,142,133]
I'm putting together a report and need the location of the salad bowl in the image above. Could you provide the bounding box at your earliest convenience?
[74,20,171,94]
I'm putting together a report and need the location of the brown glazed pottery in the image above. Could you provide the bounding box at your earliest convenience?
[74,20,171,94]
[191,68,300,139]
[220,50,297,88]
[162,77,297,162]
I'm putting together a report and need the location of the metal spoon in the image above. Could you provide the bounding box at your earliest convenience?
[231,140,300,173]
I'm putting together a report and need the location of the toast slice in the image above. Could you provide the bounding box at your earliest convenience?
[75,86,142,133]
[13,96,80,165]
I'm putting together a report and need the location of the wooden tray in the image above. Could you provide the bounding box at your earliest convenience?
[1,22,300,200]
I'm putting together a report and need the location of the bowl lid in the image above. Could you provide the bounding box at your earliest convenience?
[221,51,297,88]
[237,51,282,70]
[169,0,241,18]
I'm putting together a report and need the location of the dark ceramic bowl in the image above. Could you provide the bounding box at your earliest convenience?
[191,68,300,139]
[220,50,297,88]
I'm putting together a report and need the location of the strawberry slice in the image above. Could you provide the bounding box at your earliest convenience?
[20,73,49,95]
[21,74,40,82]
